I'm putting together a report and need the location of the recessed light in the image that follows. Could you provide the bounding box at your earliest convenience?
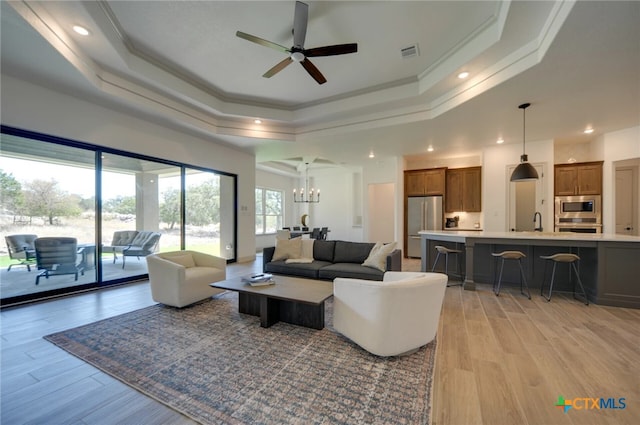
[73,25,90,36]
[427,146,434,152]
[369,152,375,158]
[496,138,504,144]
[457,71,469,79]
[254,119,262,124]
[584,128,594,134]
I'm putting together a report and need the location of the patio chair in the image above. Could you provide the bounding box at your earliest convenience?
[5,234,38,271]
[122,232,161,268]
[34,237,84,285]
[103,230,138,263]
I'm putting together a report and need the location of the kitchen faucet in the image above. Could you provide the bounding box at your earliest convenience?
[533,211,543,232]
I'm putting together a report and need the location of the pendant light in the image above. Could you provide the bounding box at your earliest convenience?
[510,102,539,182]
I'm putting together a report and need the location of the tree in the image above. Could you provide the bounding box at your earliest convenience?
[103,195,136,215]
[185,179,220,226]
[79,196,95,212]
[22,179,82,224]
[160,188,180,230]
[0,169,23,215]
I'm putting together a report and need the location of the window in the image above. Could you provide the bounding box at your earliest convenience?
[255,188,283,235]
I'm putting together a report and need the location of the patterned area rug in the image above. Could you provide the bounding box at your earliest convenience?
[45,292,436,424]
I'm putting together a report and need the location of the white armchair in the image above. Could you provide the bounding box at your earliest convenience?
[333,271,447,356]
[146,250,227,308]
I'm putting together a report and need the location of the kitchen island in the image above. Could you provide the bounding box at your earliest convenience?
[420,230,640,308]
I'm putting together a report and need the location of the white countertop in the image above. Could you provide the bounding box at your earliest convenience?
[419,230,640,243]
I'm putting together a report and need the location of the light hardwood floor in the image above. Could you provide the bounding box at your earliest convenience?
[2,258,639,424]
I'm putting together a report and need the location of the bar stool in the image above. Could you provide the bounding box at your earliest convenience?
[431,245,464,286]
[540,253,589,305]
[491,251,531,299]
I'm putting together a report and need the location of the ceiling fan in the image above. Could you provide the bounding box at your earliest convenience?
[236,1,358,85]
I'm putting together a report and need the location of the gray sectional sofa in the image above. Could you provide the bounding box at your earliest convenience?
[263,240,401,281]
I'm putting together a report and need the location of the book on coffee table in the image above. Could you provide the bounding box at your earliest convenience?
[241,273,275,286]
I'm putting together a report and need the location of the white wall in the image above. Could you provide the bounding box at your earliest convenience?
[405,155,482,170]
[255,157,400,247]
[367,183,395,242]
[554,141,595,164]
[362,157,400,243]
[1,74,257,262]
[305,166,364,242]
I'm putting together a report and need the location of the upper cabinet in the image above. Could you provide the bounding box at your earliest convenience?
[404,168,446,196]
[445,167,482,212]
[554,161,603,196]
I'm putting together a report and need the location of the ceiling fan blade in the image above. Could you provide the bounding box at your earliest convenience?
[301,58,327,84]
[305,43,358,57]
[263,57,293,78]
[236,31,289,53]
[293,1,308,48]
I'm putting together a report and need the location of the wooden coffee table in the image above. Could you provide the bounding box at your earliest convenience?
[211,275,333,330]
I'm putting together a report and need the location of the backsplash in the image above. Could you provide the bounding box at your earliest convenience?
[444,212,482,229]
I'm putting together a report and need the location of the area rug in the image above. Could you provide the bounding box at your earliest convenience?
[44,292,436,424]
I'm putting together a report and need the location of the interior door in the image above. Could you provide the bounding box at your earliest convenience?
[615,167,637,235]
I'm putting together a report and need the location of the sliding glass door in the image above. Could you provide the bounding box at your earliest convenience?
[100,153,181,282]
[0,126,237,307]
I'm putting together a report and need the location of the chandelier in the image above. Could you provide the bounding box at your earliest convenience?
[293,163,320,203]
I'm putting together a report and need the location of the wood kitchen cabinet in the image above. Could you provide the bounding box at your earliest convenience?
[554,161,603,196]
[404,168,446,196]
[445,167,482,212]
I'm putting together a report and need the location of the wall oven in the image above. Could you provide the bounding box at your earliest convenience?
[555,195,602,233]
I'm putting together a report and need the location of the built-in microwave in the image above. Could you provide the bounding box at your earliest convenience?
[555,195,602,231]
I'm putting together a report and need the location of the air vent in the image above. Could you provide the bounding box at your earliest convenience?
[401,44,419,59]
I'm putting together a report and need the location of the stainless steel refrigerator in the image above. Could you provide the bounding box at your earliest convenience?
[407,196,443,258]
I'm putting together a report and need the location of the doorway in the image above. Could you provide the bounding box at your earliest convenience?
[507,164,545,232]
[615,160,639,235]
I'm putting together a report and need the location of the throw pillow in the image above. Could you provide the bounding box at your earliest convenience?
[362,242,397,271]
[169,253,196,268]
[301,239,315,260]
[272,237,302,261]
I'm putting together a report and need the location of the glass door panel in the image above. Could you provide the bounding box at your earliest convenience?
[101,153,181,282]
[184,170,235,260]
[1,134,97,301]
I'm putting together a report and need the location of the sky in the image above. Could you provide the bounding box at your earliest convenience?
[1,156,135,200]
